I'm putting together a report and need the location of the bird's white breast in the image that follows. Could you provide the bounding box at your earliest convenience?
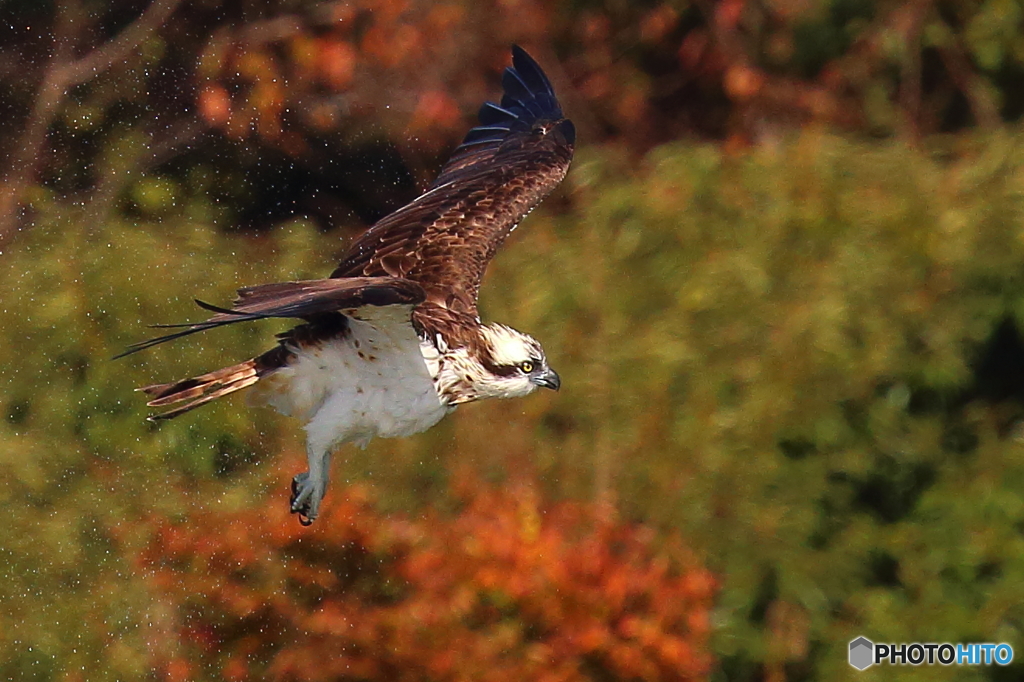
[252,304,449,450]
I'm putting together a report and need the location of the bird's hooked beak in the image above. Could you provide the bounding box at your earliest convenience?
[531,367,561,391]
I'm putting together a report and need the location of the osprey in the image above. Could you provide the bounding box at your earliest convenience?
[120,46,574,524]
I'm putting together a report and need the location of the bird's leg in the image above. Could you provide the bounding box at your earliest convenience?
[290,443,332,525]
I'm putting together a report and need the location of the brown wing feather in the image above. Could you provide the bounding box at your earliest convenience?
[331,46,574,317]
[115,276,424,358]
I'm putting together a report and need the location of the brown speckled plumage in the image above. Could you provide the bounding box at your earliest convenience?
[122,46,572,523]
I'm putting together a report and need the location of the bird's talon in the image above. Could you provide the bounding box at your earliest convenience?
[289,470,323,525]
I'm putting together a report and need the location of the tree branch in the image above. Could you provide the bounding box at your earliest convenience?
[0,0,184,250]
[937,35,1000,130]
[896,2,930,144]
[58,0,184,88]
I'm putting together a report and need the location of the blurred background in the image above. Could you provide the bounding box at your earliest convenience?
[3,0,1024,680]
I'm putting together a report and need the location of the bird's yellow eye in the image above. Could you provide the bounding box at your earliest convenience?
[520,361,534,373]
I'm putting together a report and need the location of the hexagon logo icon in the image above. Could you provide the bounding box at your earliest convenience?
[849,637,874,670]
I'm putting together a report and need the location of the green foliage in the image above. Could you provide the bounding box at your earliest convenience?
[5,132,1024,679]
[0,211,330,680]
[504,132,1024,680]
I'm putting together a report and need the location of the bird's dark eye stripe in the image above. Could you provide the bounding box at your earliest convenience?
[483,361,520,377]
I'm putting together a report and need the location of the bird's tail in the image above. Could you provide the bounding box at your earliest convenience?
[139,347,287,420]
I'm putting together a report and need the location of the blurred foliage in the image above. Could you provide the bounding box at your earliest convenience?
[7,1,1024,680]
[10,0,1024,240]
[541,132,1024,680]
[5,131,1024,679]
[137,476,715,681]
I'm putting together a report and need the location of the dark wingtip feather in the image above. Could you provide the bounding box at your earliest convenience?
[113,330,195,359]
[194,298,243,315]
[452,46,565,153]
[113,320,223,359]
[510,45,558,104]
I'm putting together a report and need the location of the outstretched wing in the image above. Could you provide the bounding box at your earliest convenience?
[115,276,425,358]
[331,45,575,317]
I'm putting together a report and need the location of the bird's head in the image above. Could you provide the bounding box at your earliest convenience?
[474,323,560,399]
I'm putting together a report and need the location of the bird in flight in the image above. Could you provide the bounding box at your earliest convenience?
[120,46,575,524]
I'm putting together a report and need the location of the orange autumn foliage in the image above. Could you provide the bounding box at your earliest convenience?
[136,478,716,681]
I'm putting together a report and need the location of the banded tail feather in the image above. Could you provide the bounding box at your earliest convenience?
[139,346,289,420]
